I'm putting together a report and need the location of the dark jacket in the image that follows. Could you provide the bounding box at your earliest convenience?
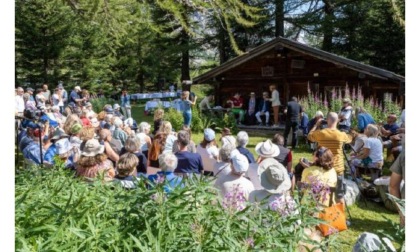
[257,99,271,113]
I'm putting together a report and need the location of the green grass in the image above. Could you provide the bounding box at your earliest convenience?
[130,104,402,251]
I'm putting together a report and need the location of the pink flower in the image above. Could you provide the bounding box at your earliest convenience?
[222,184,246,212]
[245,237,255,248]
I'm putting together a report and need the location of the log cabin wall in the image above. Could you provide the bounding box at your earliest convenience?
[214,48,401,106]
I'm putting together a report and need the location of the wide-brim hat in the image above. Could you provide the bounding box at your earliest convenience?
[257,158,291,194]
[56,138,72,155]
[255,140,280,158]
[81,139,104,157]
[51,128,68,140]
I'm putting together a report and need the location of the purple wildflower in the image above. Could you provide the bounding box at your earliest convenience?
[222,184,246,212]
[307,82,311,94]
[325,227,338,236]
[269,195,297,217]
[155,174,165,184]
[331,88,337,99]
[302,176,331,205]
[345,83,350,98]
[150,193,158,201]
[352,86,356,100]
[245,237,255,248]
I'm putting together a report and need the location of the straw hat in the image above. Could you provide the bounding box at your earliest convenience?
[255,140,280,158]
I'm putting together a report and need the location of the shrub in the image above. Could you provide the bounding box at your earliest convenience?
[163,108,184,132]
[16,166,337,251]
[89,97,116,113]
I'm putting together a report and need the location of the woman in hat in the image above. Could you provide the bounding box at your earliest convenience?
[196,128,219,174]
[248,140,281,190]
[300,146,337,207]
[75,139,115,182]
[214,153,255,201]
[248,155,296,214]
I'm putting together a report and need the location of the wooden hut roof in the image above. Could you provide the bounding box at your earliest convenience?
[193,37,405,84]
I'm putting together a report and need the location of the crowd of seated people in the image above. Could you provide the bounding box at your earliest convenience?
[16,85,406,242]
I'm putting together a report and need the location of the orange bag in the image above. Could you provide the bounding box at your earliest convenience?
[317,202,348,236]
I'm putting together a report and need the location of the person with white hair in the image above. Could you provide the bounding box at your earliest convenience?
[213,144,239,178]
[214,153,255,200]
[136,122,152,158]
[112,117,128,146]
[113,104,124,119]
[15,87,25,116]
[236,131,255,164]
[148,152,185,193]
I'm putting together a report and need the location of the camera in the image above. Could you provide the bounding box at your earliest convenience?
[24,109,43,121]
[318,119,328,129]
[302,158,310,165]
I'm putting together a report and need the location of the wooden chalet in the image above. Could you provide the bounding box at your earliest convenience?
[193,37,405,106]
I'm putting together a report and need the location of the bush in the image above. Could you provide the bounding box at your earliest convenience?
[163,108,184,132]
[89,98,116,113]
[16,166,337,251]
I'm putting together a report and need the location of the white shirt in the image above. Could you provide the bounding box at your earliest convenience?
[270,90,281,106]
[15,95,25,113]
[247,163,263,190]
[399,109,405,127]
[213,162,231,178]
[163,134,177,154]
[214,173,255,200]
[199,96,211,110]
[364,137,384,163]
[196,144,219,172]
[52,94,63,106]
[364,137,383,163]
[136,132,149,152]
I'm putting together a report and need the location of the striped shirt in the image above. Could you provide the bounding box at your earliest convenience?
[307,129,352,175]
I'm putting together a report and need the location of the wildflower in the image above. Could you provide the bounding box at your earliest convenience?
[154,174,165,184]
[269,195,297,218]
[325,227,338,236]
[222,184,246,213]
[245,237,255,248]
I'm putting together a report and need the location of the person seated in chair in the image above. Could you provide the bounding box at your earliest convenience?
[226,92,245,125]
[244,92,257,125]
[380,114,399,161]
[350,124,383,180]
[255,92,271,126]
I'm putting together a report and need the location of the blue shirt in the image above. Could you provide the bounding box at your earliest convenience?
[69,90,80,106]
[357,113,375,132]
[121,94,131,107]
[384,123,399,135]
[148,171,184,193]
[174,151,203,173]
[22,141,45,165]
[300,113,309,135]
[180,100,192,113]
[44,144,57,164]
[237,147,255,164]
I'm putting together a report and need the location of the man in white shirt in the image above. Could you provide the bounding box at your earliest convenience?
[199,95,214,113]
[15,87,25,116]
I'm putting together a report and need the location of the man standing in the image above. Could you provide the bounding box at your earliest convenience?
[15,87,25,116]
[120,89,131,119]
[42,84,51,105]
[267,84,281,127]
[307,112,352,177]
[25,88,35,102]
[338,98,353,132]
[69,86,84,108]
[283,97,302,149]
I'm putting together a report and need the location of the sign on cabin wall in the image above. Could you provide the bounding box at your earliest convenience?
[261,66,274,77]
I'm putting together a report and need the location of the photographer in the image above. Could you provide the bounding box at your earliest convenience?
[338,98,353,132]
[307,112,352,178]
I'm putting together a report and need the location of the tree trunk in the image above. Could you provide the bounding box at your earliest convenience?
[180,28,190,91]
[136,36,144,93]
[42,27,49,83]
[322,0,334,51]
[218,25,228,64]
[275,0,284,37]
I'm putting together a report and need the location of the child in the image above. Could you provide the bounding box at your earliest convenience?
[114,152,140,189]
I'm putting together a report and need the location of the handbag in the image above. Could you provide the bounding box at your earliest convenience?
[317,202,347,236]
